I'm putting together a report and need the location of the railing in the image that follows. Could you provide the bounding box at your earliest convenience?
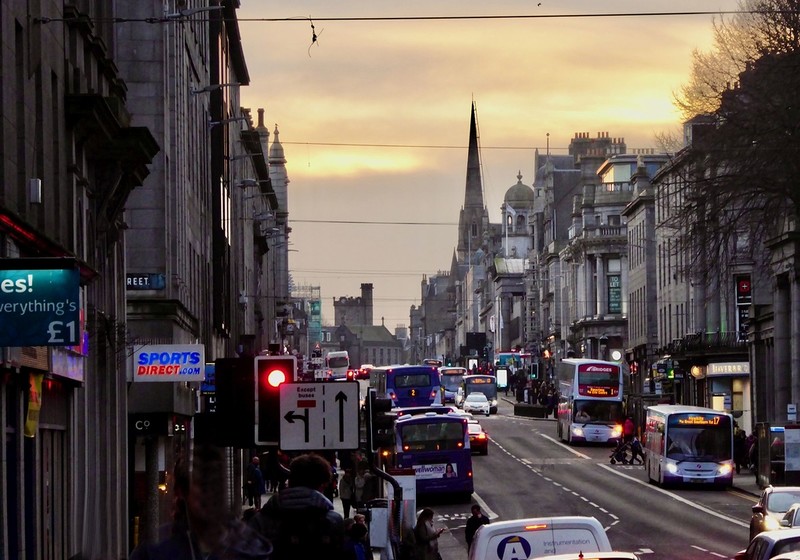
[666,331,746,353]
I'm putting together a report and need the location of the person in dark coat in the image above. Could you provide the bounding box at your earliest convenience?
[464,504,490,551]
[249,453,346,560]
[734,427,748,474]
[246,456,266,510]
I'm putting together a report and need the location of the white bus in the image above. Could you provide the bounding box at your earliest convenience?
[644,404,733,487]
[324,350,349,380]
[556,359,624,444]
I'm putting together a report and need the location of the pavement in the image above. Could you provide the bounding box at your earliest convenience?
[732,468,762,497]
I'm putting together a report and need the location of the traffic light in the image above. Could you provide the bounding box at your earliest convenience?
[530,362,539,380]
[195,357,255,448]
[255,355,296,446]
[666,359,675,379]
[366,389,394,451]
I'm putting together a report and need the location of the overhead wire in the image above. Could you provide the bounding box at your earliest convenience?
[32,9,757,25]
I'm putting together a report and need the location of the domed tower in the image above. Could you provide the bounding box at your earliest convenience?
[501,171,534,258]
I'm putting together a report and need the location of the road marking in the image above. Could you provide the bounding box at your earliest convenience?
[598,463,749,528]
[539,433,591,459]
[472,491,499,520]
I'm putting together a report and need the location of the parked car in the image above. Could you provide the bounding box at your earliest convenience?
[735,528,800,560]
[463,393,491,416]
[751,486,800,540]
[467,421,489,455]
[782,503,800,529]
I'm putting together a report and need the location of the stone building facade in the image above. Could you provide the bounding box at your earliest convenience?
[0,2,284,557]
[1,2,158,557]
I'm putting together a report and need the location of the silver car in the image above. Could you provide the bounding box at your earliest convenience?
[462,393,490,416]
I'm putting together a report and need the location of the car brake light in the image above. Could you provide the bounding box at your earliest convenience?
[477,433,487,440]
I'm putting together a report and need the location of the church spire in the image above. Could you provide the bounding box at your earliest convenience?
[457,102,489,264]
[464,102,483,209]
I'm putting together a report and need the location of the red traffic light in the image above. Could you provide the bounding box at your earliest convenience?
[266,368,287,387]
[254,355,297,446]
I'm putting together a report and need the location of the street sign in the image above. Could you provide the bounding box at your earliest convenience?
[279,381,360,451]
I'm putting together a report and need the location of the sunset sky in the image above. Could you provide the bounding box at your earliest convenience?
[237,0,741,332]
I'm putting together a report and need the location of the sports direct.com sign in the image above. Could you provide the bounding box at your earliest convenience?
[132,344,205,383]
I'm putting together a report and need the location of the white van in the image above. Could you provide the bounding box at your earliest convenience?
[468,516,612,560]
[324,350,349,380]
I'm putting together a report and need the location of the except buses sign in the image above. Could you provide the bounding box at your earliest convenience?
[132,344,205,382]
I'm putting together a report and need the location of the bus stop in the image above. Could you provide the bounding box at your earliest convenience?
[753,422,800,488]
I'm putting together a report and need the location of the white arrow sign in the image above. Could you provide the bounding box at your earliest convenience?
[279,381,360,451]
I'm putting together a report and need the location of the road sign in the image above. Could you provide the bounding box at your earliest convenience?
[279,381,360,451]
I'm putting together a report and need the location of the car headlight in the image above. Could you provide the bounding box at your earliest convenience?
[717,463,732,476]
[665,463,678,474]
[764,516,781,531]
[572,426,584,437]
[611,425,623,438]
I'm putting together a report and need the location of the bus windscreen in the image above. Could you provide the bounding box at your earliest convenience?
[666,414,733,461]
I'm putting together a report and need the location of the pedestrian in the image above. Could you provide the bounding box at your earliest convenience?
[344,521,369,560]
[623,416,635,443]
[745,432,756,470]
[413,507,446,560]
[130,445,271,560]
[249,453,346,560]
[354,462,375,509]
[734,427,748,474]
[749,436,760,483]
[245,456,266,510]
[339,467,356,518]
[353,512,371,550]
[464,504,490,551]
[547,389,558,418]
[263,449,279,493]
